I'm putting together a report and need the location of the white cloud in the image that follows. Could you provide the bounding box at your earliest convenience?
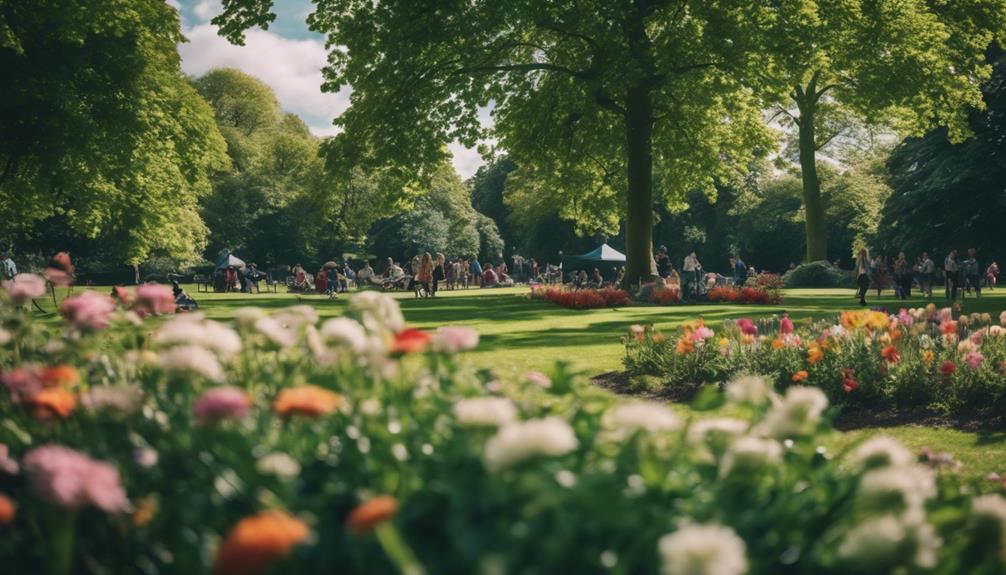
[449,142,485,180]
[179,24,351,125]
[165,0,181,10]
[193,0,221,22]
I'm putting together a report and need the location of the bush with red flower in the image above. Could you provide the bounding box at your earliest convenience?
[530,285,631,310]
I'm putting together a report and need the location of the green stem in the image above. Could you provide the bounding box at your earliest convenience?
[375,522,426,575]
[46,508,76,575]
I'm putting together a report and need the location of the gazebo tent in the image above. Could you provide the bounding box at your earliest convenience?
[561,243,626,277]
[215,252,246,270]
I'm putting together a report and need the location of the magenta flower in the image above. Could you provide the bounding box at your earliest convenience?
[779,314,794,336]
[967,352,984,370]
[193,387,251,425]
[736,318,758,336]
[432,326,480,353]
[22,445,129,512]
[2,273,47,306]
[134,284,175,317]
[59,292,116,330]
[690,326,715,341]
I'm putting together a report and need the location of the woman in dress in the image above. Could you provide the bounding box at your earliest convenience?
[417,253,433,297]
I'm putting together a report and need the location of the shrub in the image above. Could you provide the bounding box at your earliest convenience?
[708,286,781,305]
[530,285,630,309]
[1,281,1005,574]
[784,261,854,288]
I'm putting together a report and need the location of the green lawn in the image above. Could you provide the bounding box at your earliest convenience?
[40,284,1006,479]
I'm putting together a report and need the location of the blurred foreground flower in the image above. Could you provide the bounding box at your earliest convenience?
[484,417,578,471]
[273,386,342,419]
[346,495,399,534]
[3,273,46,306]
[391,328,432,354]
[194,387,251,425]
[213,510,310,575]
[432,326,479,353]
[0,493,15,527]
[22,445,128,512]
[453,397,517,428]
[658,523,747,575]
[59,292,115,331]
[134,284,175,316]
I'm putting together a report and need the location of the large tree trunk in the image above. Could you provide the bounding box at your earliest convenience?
[795,86,827,262]
[623,83,656,288]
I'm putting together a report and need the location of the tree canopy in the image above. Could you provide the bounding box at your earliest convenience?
[0,0,228,265]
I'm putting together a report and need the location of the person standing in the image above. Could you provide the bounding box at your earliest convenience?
[732,256,748,287]
[417,253,434,298]
[470,258,483,288]
[432,253,446,296]
[530,258,539,281]
[1,252,16,279]
[892,252,909,300]
[986,260,999,290]
[964,248,981,298]
[944,250,959,300]
[854,248,870,307]
[682,251,701,300]
[655,245,671,278]
[919,252,934,297]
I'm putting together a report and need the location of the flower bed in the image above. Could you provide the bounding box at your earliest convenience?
[624,306,1006,414]
[2,280,1006,574]
[707,286,781,305]
[530,285,630,309]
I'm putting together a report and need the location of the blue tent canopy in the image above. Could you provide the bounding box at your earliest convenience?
[561,243,626,273]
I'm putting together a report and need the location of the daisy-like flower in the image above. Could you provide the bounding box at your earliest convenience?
[608,402,683,433]
[273,386,342,419]
[483,417,578,471]
[838,514,941,570]
[725,375,772,406]
[193,387,251,425]
[319,317,369,353]
[851,436,914,470]
[453,397,518,427]
[858,464,936,513]
[158,345,225,382]
[657,523,748,575]
[22,445,129,512]
[432,326,480,353]
[349,291,405,333]
[756,386,829,439]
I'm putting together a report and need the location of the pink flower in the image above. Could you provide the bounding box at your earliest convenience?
[60,292,116,330]
[939,307,953,323]
[967,352,984,370]
[779,314,794,335]
[897,309,914,327]
[0,444,19,475]
[1,367,42,402]
[22,445,128,512]
[134,284,175,317]
[970,331,984,346]
[2,274,47,306]
[690,326,715,341]
[81,385,143,415]
[193,387,251,425]
[524,371,552,389]
[736,318,758,336]
[45,252,74,286]
[432,326,480,353]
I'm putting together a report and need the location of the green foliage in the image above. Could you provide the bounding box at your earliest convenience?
[0,0,229,266]
[878,46,1006,260]
[784,261,854,288]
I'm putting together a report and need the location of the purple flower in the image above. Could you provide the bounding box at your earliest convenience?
[193,387,251,425]
[22,445,129,512]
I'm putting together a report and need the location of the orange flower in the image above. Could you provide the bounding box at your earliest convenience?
[391,328,432,354]
[771,338,785,350]
[0,493,15,527]
[791,370,808,382]
[30,388,76,419]
[675,338,694,355]
[740,334,755,346]
[807,346,824,365]
[273,386,342,419]
[346,495,399,535]
[881,345,900,364]
[213,510,310,575]
[39,365,80,388]
[132,496,158,527]
[651,332,666,344]
[889,329,903,341]
[940,321,958,336]
[922,350,934,365]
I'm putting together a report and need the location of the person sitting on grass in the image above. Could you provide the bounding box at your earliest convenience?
[357,261,375,286]
[482,264,498,287]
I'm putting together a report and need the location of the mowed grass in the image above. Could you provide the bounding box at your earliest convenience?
[35,284,1006,479]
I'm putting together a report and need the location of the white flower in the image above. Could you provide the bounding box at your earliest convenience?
[350,291,405,333]
[233,307,266,329]
[838,514,941,569]
[133,448,159,469]
[851,436,914,470]
[484,417,578,471]
[157,345,225,382]
[273,305,319,329]
[432,326,480,353]
[0,327,10,345]
[254,317,298,348]
[719,436,783,477]
[687,418,749,445]
[320,317,369,353]
[725,375,773,406]
[256,453,301,479]
[454,397,518,427]
[657,523,748,575]
[608,402,683,433]
[988,325,1006,337]
[155,315,241,360]
[859,464,936,513]
[756,386,828,439]
[971,494,1006,529]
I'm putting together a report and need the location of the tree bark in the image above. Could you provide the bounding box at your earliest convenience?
[795,86,827,262]
[623,84,656,288]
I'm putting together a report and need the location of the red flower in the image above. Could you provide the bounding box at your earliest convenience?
[881,345,900,364]
[842,368,858,393]
[940,361,957,378]
[391,328,431,354]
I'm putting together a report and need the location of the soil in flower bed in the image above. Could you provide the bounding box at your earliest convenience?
[590,370,1006,432]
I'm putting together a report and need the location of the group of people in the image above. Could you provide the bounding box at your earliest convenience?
[290,262,356,297]
[854,248,996,306]
[214,263,265,293]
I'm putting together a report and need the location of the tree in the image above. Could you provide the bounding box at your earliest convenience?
[0,0,229,266]
[764,0,1006,262]
[213,1,779,286]
[878,46,1006,260]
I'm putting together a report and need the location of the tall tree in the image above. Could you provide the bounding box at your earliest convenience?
[213,0,777,286]
[0,0,228,266]
[764,0,1006,262]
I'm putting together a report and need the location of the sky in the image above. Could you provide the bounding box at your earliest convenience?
[170,0,486,179]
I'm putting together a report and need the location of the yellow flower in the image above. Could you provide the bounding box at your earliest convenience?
[922,350,934,365]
